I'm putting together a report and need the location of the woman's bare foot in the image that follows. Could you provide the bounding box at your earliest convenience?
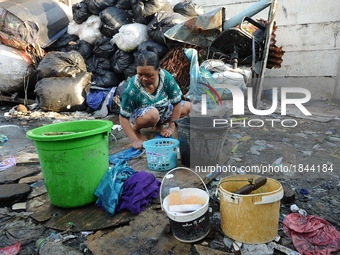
[132,125,147,141]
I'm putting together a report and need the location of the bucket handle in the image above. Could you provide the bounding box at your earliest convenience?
[253,189,284,204]
[109,131,117,148]
[159,167,209,211]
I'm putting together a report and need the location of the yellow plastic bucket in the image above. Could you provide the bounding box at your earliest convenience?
[218,174,283,244]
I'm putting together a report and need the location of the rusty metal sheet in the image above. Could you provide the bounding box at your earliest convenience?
[164,7,225,47]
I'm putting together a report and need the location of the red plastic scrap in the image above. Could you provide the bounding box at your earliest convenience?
[0,242,20,255]
[283,213,340,255]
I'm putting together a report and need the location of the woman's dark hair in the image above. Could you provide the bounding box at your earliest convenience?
[137,51,160,70]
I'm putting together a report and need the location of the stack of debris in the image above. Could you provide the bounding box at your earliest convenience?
[1,0,285,117]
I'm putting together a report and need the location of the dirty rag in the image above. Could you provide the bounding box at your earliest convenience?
[94,159,134,216]
[0,241,20,255]
[0,156,16,171]
[116,171,160,214]
[283,213,340,255]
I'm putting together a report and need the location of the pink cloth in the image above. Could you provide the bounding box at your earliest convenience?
[283,213,340,255]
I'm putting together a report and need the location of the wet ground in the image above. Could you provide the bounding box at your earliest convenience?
[0,99,340,254]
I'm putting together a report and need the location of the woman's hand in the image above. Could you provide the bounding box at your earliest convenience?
[132,138,146,150]
[161,127,174,138]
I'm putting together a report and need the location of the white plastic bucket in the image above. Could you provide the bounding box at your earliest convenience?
[160,168,211,243]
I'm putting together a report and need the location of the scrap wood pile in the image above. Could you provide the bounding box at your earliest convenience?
[160,44,206,95]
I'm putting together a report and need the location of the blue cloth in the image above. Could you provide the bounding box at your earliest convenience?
[87,89,109,110]
[109,147,145,165]
[94,159,134,216]
[116,171,160,214]
[108,135,172,165]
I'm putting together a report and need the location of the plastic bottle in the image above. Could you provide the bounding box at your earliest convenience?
[36,238,83,255]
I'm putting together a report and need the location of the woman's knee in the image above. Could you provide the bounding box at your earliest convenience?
[137,108,159,124]
[181,101,191,116]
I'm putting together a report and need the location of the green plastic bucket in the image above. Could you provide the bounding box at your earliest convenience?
[26,120,113,208]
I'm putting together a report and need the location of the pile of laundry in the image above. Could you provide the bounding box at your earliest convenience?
[95,148,160,216]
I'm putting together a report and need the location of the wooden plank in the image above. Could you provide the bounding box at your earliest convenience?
[27,179,46,199]
[27,193,136,231]
[87,207,191,255]
[0,94,35,105]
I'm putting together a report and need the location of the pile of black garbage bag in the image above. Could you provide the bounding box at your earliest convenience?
[36,0,204,113]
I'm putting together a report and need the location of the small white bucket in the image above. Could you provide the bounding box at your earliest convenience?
[160,168,211,243]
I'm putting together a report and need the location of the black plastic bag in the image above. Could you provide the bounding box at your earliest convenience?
[47,39,93,60]
[173,0,204,18]
[124,61,138,79]
[84,0,117,15]
[46,33,79,51]
[99,7,133,38]
[37,51,87,79]
[86,55,112,72]
[137,40,169,60]
[91,68,123,88]
[73,40,94,60]
[86,53,123,87]
[35,72,92,112]
[93,37,117,59]
[110,49,135,74]
[72,1,92,24]
[131,0,173,24]
[147,11,188,45]
[116,0,132,10]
